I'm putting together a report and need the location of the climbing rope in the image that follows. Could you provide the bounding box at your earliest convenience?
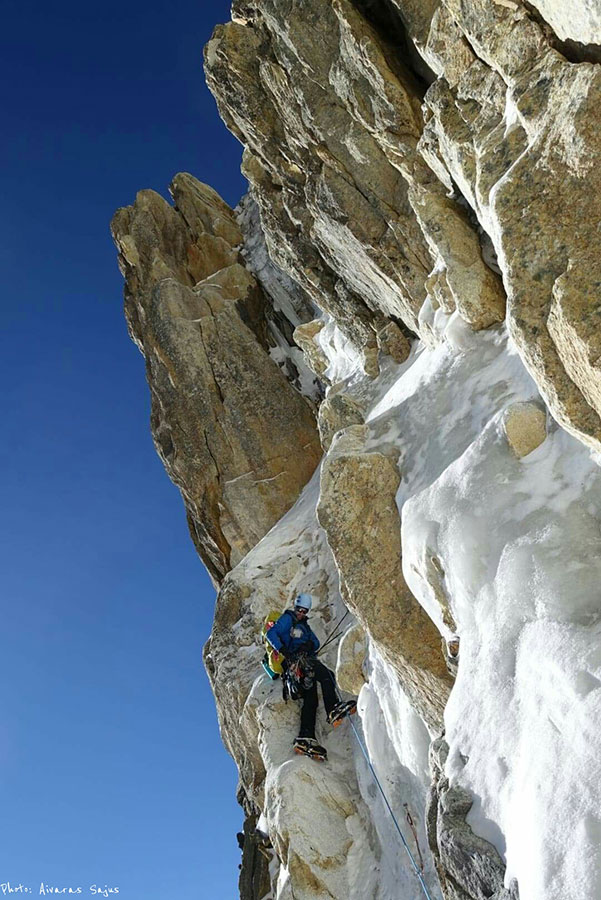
[345,714,435,900]
[320,664,434,899]
[317,610,350,656]
[289,610,434,898]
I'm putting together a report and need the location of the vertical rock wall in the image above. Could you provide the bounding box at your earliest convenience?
[114,1,601,898]
[204,0,601,449]
[112,175,322,583]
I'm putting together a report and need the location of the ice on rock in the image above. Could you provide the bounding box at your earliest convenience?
[395,333,601,900]
[315,316,365,386]
[349,322,601,899]
[223,316,601,900]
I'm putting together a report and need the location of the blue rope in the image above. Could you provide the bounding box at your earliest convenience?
[321,665,435,898]
[346,714,435,900]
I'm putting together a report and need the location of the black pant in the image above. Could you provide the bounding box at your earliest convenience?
[299,659,340,739]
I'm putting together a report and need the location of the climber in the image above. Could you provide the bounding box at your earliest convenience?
[265,593,357,760]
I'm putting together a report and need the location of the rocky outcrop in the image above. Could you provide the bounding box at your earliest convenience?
[421,0,601,449]
[112,174,322,582]
[528,0,601,45]
[237,807,273,900]
[204,0,510,368]
[317,386,365,451]
[205,0,601,451]
[292,320,330,382]
[205,0,431,360]
[318,425,453,730]
[335,622,368,695]
[503,401,547,458]
[236,195,324,403]
[376,321,412,364]
[427,739,519,900]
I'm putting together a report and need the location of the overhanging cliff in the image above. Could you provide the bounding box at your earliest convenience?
[113,2,601,898]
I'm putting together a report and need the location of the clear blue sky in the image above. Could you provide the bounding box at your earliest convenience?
[1,1,248,897]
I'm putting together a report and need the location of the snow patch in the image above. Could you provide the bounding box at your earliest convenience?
[315,315,364,385]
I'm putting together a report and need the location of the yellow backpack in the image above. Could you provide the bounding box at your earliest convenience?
[261,609,285,679]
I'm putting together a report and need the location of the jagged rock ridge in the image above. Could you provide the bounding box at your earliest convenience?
[111,175,322,583]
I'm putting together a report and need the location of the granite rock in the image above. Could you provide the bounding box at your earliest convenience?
[112,174,322,582]
[503,401,547,458]
[317,425,452,730]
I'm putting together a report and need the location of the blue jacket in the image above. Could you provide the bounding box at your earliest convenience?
[266,609,320,657]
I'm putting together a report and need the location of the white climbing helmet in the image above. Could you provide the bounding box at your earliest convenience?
[294,593,313,611]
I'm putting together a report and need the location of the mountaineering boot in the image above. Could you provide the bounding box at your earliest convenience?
[327,699,358,727]
[293,737,327,761]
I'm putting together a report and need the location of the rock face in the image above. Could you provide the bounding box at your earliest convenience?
[112,174,322,582]
[206,0,428,373]
[528,0,601,44]
[421,0,601,449]
[317,386,365,451]
[237,810,273,900]
[205,0,601,449]
[115,1,601,899]
[292,319,330,382]
[503,401,547,458]
[318,425,453,731]
[335,622,368,695]
[202,478,430,900]
[427,739,519,900]
[204,0,510,372]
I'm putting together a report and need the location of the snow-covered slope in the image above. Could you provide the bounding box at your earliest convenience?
[205,315,601,900]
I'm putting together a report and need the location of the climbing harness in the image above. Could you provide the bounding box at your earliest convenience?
[346,714,435,900]
[282,652,315,702]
